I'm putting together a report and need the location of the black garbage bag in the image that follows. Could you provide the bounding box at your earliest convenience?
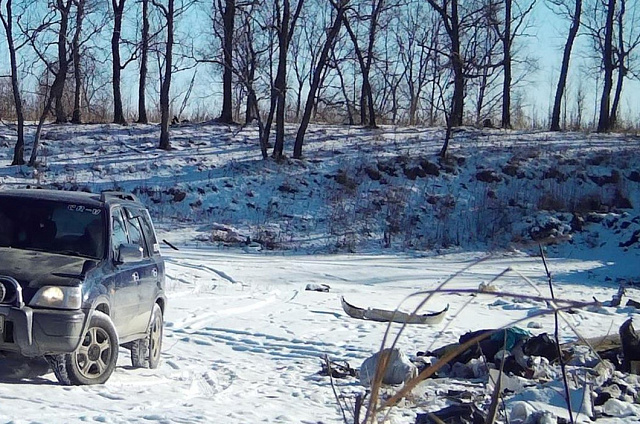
[522,332,559,362]
[415,403,486,424]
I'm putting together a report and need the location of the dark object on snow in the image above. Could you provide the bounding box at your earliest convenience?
[319,360,356,379]
[415,403,485,424]
[163,239,180,251]
[305,283,330,292]
[442,327,530,365]
[593,392,613,407]
[626,299,640,309]
[496,355,528,378]
[341,297,448,325]
[482,118,494,128]
[620,318,640,373]
[522,332,559,362]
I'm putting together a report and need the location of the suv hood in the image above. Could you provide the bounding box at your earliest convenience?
[0,247,87,288]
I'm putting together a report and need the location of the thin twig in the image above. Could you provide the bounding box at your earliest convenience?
[485,332,507,424]
[540,245,575,424]
[325,355,349,424]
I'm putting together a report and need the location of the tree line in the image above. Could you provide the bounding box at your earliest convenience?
[0,0,638,165]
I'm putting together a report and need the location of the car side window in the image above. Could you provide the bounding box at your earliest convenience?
[125,214,149,258]
[139,211,160,255]
[111,208,128,257]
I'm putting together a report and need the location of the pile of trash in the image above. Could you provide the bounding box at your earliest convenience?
[323,319,640,423]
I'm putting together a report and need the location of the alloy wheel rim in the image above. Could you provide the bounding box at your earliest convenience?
[75,327,112,379]
[149,313,162,361]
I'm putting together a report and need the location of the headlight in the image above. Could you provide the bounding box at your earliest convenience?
[30,286,82,309]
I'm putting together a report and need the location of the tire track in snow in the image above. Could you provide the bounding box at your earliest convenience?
[169,290,298,332]
[165,258,240,285]
[174,327,367,361]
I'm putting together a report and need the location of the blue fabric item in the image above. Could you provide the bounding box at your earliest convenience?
[490,327,531,351]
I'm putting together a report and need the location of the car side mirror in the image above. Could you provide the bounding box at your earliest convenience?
[116,243,143,263]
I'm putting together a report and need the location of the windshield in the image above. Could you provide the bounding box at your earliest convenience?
[0,196,106,259]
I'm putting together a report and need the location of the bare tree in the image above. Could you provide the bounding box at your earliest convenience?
[217,0,235,123]
[18,0,75,164]
[343,0,393,128]
[71,0,86,123]
[487,0,536,128]
[596,0,615,132]
[0,0,26,165]
[152,0,174,149]
[468,4,502,124]
[53,0,73,123]
[112,0,127,124]
[266,0,304,160]
[549,0,582,131]
[425,0,465,126]
[137,0,150,123]
[394,2,437,125]
[584,0,639,131]
[609,0,640,127]
[293,0,348,158]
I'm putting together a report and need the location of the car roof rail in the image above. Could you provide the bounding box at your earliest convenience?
[100,191,140,203]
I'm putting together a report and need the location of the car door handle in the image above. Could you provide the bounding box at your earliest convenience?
[132,272,140,282]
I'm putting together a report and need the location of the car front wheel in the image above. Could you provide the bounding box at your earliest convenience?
[131,303,163,369]
[47,311,119,385]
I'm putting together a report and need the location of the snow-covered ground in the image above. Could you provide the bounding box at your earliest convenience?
[1,122,640,423]
[0,246,631,423]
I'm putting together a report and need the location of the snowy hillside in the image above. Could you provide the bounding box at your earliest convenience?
[1,122,640,423]
[1,123,639,258]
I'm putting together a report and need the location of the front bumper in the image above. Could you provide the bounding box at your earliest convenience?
[0,305,87,357]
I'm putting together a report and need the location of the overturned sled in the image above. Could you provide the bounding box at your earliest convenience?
[341,297,448,325]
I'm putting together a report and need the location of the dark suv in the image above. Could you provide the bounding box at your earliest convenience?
[0,189,165,385]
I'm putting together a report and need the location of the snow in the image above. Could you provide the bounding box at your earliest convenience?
[1,122,640,422]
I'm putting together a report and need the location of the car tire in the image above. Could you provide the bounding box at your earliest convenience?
[131,303,163,369]
[47,311,119,385]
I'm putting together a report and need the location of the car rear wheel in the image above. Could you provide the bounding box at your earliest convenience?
[131,303,163,369]
[47,311,119,385]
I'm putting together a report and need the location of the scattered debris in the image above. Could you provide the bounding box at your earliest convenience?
[415,403,486,424]
[478,282,498,293]
[341,297,448,324]
[305,283,330,292]
[319,359,356,379]
[620,318,640,373]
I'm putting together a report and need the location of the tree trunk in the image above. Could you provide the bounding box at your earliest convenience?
[363,0,382,128]
[219,0,235,123]
[501,0,512,129]
[334,50,354,125]
[597,0,616,132]
[272,0,290,160]
[271,0,303,160]
[427,0,464,127]
[159,0,174,150]
[137,0,149,124]
[71,0,85,124]
[550,0,582,131]
[293,0,346,159]
[245,58,257,123]
[53,0,71,124]
[610,0,625,128]
[449,0,463,127]
[344,18,374,127]
[29,95,55,167]
[112,0,126,125]
[0,0,26,165]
